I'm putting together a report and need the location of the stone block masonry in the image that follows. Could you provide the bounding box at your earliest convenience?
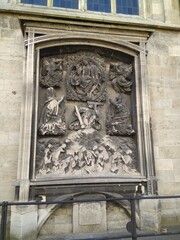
[0,14,24,201]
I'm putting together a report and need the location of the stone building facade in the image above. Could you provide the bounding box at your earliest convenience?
[0,0,180,239]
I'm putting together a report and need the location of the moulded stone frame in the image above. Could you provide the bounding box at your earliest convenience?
[17,26,155,201]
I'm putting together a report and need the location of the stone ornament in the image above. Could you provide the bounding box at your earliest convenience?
[106,94,134,136]
[109,62,132,94]
[36,129,138,177]
[69,102,102,131]
[38,87,66,136]
[66,56,107,102]
[35,51,138,179]
[40,58,63,87]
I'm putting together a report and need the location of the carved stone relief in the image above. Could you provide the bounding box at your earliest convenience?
[36,129,138,177]
[69,102,102,131]
[109,62,132,94]
[66,56,107,102]
[40,57,63,87]
[35,50,138,180]
[106,94,134,136]
[38,87,66,136]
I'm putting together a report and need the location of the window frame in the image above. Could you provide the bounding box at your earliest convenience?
[19,0,142,16]
[116,0,139,15]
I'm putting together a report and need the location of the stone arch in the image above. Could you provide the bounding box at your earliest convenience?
[34,33,144,56]
[37,192,140,234]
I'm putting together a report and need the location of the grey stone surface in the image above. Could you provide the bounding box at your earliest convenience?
[0,15,24,201]
[73,194,107,233]
[39,203,73,237]
[79,203,101,225]
[38,227,180,240]
[107,201,130,231]
[10,205,38,240]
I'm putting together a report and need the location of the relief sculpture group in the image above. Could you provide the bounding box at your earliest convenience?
[36,53,139,178]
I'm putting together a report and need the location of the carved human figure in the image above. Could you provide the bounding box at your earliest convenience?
[106,94,134,136]
[69,102,101,131]
[109,62,132,94]
[84,150,96,174]
[70,151,85,173]
[38,143,53,174]
[44,144,53,166]
[38,87,66,135]
[92,145,108,172]
[51,143,67,165]
[71,59,92,95]
[36,140,67,174]
[110,151,122,173]
[36,125,138,176]
[66,57,106,101]
[40,58,63,87]
[121,149,136,173]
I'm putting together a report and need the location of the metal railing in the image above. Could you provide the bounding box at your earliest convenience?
[1,195,180,240]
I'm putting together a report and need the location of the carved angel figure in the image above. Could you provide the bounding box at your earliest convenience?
[106,94,134,136]
[109,62,132,94]
[38,87,66,135]
[40,58,63,87]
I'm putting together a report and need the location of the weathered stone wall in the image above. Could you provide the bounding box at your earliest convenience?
[0,14,24,201]
[38,202,130,238]
[146,0,180,24]
[147,30,180,195]
[147,30,180,226]
[39,204,73,237]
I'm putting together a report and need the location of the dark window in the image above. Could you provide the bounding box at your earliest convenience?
[21,0,47,5]
[116,0,139,15]
[87,0,111,13]
[53,0,78,9]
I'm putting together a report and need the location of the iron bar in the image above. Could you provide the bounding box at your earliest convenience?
[130,199,137,240]
[0,201,8,240]
[2,194,180,206]
[1,195,180,239]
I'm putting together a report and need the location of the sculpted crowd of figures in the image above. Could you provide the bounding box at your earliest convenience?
[36,54,138,178]
[36,129,138,176]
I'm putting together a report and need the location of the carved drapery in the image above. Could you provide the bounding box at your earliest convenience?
[38,87,66,136]
[106,94,134,136]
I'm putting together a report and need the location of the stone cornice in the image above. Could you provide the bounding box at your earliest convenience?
[0,4,180,31]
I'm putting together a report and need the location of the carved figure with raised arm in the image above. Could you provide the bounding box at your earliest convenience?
[38,87,66,135]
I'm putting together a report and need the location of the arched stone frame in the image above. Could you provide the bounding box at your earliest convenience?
[37,192,139,235]
[17,27,156,201]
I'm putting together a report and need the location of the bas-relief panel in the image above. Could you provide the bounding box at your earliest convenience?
[35,49,139,180]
